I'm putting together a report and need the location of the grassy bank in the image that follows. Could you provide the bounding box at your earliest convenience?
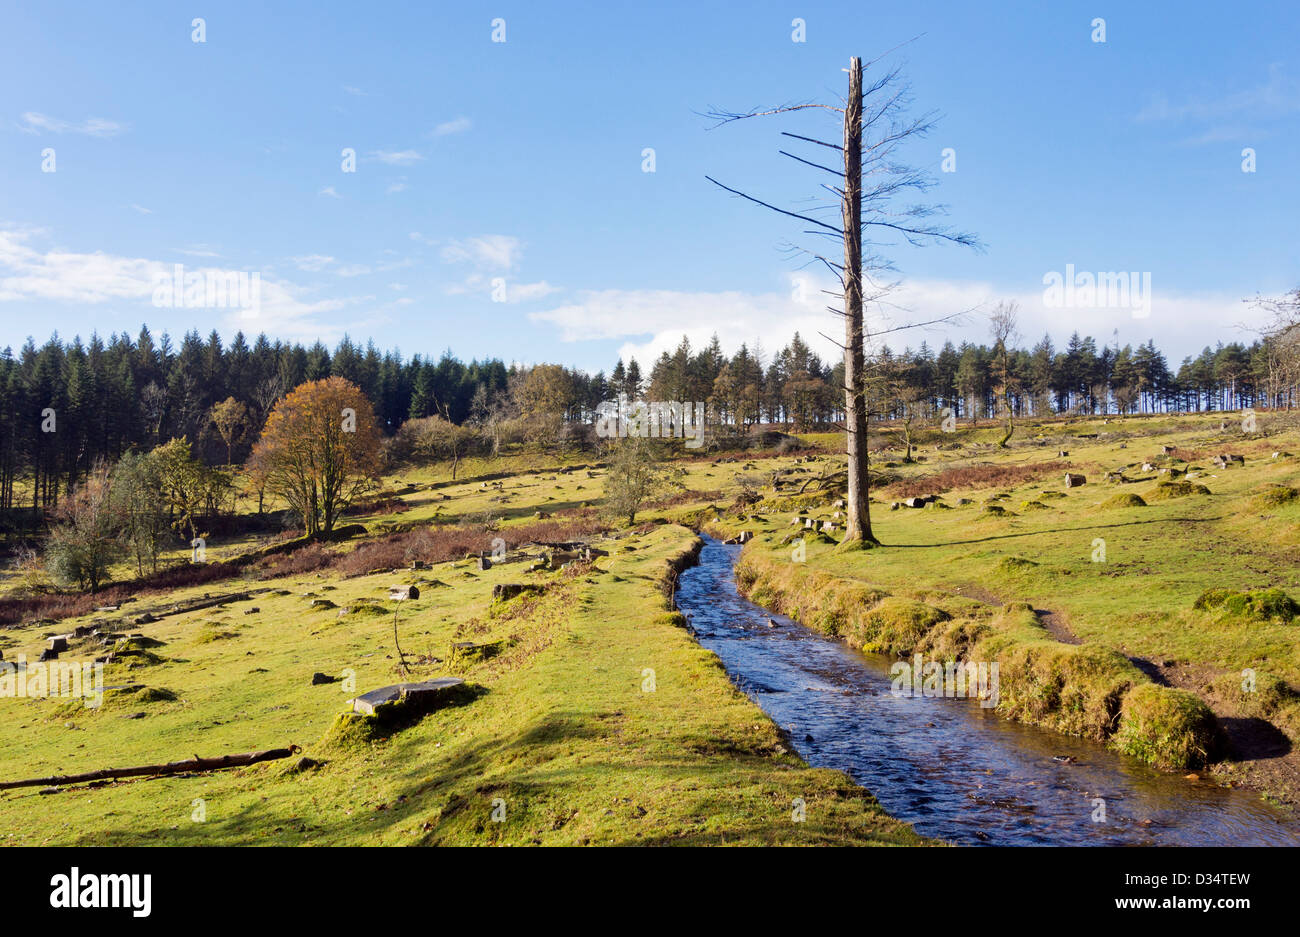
[732,543,1220,769]
[0,524,923,846]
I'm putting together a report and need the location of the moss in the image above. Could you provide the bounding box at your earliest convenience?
[988,639,1144,742]
[850,597,951,655]
[982,505,1016,517]
[1112,683,1221,769]
[1147,480,1211,500]
[1101,492,1147,509]
[1250,485,1299,510]
[319,711,385,751]
[344,602,390,618]
[1193,587,1299,623]
[56,683,178,717]
[997,556,1039,575]
[1038,491,1067,500]
[1018,500,1051,511]
[195,628,240,643]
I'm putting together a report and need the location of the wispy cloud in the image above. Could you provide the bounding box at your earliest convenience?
[335,263,371,277]
[369,149,424,165]
[175,245,221,258]
[130,204,152,215]
[342,85,367,97]
[20,112,127,137]
[441,235,522,270]
[0,227,352,343]
[292,254,335,272]
[319,185,340,198]
[1136,64,1300,143]
[432,116,472,136]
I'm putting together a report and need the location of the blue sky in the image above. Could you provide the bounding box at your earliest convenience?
[2,0,1297,371]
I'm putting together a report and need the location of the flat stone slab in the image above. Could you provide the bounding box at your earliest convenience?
[349,678,465,716]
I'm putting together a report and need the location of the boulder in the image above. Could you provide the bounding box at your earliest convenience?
[348,677,466,716]
[1064,473,1086,488]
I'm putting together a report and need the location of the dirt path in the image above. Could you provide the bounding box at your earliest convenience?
[950,582,1082,644]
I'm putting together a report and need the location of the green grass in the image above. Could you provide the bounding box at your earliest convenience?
[6,409,1300,838]
[0,524,922,846]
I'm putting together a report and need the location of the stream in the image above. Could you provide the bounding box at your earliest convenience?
[675,534,1300,846]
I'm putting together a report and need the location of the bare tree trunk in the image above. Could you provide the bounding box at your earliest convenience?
[841,57,875,545]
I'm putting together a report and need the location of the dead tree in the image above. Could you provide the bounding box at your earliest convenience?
[989,301,1021,447]
[706,52,979,545]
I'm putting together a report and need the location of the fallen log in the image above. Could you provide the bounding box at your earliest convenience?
[0,745,301,791]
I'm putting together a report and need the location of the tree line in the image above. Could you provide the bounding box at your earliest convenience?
[1,318,1294,513]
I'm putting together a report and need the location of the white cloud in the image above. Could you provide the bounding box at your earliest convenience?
[530,273,1269,366]
[335,263,371,277]
[440,235,521,270]
[505,280,561,302]
[386,180,408,194]
[319,185,340,198]
[432,116,472,136]
[369,149,424,165]
[343,85,367,96]
[20,112,126,137]
[175,245,221,258]
[0,227,351,343]
[130,204,152,215]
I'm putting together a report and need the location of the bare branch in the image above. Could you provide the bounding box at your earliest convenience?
[701,102,845,128]
[704,176,844,235]
[781,131,843,152]
[779,149,844,177]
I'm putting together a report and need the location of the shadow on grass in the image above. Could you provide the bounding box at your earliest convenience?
[882,515,1224,549]
[58,706,912,847]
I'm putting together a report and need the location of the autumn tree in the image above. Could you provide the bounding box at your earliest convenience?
[248,377,381,536]
[209,396,249,465]
[514,364,578,444]
[153,436,208,542]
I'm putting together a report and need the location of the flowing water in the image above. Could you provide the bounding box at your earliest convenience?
[675,535,1300,846]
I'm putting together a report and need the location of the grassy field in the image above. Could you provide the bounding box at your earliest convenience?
[0,522,920,845]
[3,408,1299,843]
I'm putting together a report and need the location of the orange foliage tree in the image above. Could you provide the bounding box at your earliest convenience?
[248,377,381,536]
